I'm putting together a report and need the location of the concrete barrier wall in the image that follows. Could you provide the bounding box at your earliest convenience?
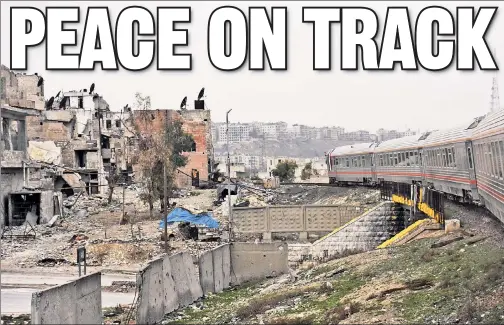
[198,244,231,295]
[31,272,102,324]
[230,242,289,285]
[137,243,287,324]
[233,205,363,233]
[136,252,204,324]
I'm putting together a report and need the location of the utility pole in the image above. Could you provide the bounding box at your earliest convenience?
[0,104,3,230]
[226,109,233,242]
[163,110,169,253]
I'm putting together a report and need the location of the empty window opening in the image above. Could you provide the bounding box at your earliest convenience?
[75,150,87,168]
[78,96,84,108]
[115,120,121,128]
[106,120,112,129]
[9,193,41,227]
[190,141,197,152]
[101,135,110,149]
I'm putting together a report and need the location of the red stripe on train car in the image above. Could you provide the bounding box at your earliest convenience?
[328,171,476,184]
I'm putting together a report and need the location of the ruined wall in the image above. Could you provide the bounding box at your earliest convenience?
[132,109,213,187]
[0,169,24,228]
[31,272,102,324]
[0,66,44,110]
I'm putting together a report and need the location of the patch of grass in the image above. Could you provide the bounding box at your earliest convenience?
[267,314,316,325]
[168,281,264,324]
[235,285,320,319]
[325,302,362,324]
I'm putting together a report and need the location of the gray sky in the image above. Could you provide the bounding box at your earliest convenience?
[1,1,503,133]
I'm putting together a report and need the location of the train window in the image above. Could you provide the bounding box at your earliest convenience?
[398,152,402,165]
[405,152,410,166]
[361,156,365,167]
[442,149,447,168]
[447,148,453,167]
[418,152,422,166]
[493,142,502,178]
[496,142,503,178]
[489,143,495,176]
[467,147,474,169]
[484,144,489,174]
[452,147,456,168]
[499,141,504,178]
[491,142,497,176]
[394,154,398,166]
[401,152,406,165]
[495,142,501,177]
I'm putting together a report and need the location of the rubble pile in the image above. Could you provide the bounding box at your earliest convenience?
[1,187,221,271]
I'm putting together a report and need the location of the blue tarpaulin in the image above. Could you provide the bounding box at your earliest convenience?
[159,207,220,229]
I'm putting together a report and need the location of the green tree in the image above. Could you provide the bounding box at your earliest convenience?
[132,92,194,218]
[272,160,298,182]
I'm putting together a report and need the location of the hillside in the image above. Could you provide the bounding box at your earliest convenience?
[163,202,504,325]
[213,139,366,158]
[165,236,504,324]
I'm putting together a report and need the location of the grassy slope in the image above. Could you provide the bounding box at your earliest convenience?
[166,235,504,324]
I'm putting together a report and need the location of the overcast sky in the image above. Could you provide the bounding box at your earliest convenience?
[1,1,503,133]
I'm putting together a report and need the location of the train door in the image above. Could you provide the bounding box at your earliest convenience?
[418,148,425,183]
[370,154,377,185]
[465,141,479,202]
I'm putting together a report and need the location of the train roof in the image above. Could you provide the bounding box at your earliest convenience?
[329,142,376,156]
[374,135,423,153]
[470,111,502,139]
[420,117,483,148]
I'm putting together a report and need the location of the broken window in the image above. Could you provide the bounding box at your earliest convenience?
[9,193,41,227]
[106,120,112,129]
[75,150,87,168]
[115,120,121,128]
[101,135,110,149]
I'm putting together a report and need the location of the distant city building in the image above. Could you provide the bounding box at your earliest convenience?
[376,128,417,142]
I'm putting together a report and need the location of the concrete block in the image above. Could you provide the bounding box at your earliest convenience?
[212,246,224,293]
[199,250,215,296]
[445,219,461,233]
[262,232,272,243]
[222,244,231,289]
[170,253,193,307]
[31,272,102,325]
[162,255,180,314]
[170,252,203,307]
[136,258,165,325]
[230,242,289,286]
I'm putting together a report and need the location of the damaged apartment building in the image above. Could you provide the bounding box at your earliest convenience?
[132,104,214,188]
[0,66,59,228]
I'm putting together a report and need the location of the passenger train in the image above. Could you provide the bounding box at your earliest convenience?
[326,109,504,224]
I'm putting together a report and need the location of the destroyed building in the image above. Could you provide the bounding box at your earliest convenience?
[1,67,58,228]
[132,108,214,188]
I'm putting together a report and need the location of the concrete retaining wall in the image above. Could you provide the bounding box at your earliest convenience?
[230,242,289,285]
[288,243,312,264]
[31,272,102,324]
[310,201,404,258]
